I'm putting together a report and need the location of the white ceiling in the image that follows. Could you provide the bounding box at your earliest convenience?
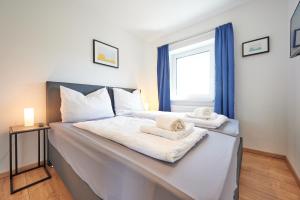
[91,0,250,41]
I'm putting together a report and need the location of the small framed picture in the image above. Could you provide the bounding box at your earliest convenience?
[93,39,119,68]
[242,36,270,57]
[293,28,300,48]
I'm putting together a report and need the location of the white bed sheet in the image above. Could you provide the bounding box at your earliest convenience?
[49,120,238,200]
[73,116,208,163]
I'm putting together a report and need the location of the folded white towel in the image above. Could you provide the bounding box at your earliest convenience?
[192,107,213,119]
[184,115,228,129]
[186,112,218,120]
[140,123,195,140]
[131,111,228,129]
[156,115,186,131]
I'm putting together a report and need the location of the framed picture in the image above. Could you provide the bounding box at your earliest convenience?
[242,36,270,57]
[93,39,119,68]
[293,28,300,48]
[290,1,300,58]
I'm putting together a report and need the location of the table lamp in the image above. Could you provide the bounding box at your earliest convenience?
[24,108,34,127]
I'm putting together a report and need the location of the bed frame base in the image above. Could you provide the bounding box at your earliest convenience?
[48,138,242,200]
[48,142,102,200]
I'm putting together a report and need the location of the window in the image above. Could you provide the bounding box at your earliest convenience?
[170,38,215,106]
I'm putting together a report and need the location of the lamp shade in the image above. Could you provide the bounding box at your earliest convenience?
[24,108,34,127]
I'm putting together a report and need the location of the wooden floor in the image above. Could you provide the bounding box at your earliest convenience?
[1,152,299,200]
[0,167,72,200]
[240,152,300,200]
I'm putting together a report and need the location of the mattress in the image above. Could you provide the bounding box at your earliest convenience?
[49,122,239,200]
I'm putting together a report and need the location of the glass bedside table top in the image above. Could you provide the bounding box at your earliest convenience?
[9,123,50,134]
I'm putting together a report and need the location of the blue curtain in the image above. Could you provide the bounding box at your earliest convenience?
[214,23,235,118]
[157,44,171,111]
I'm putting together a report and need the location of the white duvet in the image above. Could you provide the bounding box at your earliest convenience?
[73,116,207,163]
[130,111,228,129]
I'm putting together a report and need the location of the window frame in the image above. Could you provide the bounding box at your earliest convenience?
[169,41,215,106]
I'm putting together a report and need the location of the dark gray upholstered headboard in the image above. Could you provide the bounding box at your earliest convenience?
[46,81,135,124]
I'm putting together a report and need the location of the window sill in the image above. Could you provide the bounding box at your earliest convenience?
[171,100,214,106]
[171,100,214,112]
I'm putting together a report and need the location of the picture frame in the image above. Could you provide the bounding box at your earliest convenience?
[93,39,119,68]
[290,0,300,58]
[293,28,300,48]
[242,36,270,57]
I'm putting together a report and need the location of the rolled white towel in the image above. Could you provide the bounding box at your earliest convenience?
[192,107,213,118]
[186,112,218,120]
[140,123,195,140]
[156,115,186,131]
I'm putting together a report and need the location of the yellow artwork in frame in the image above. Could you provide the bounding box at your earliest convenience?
[93,39,119,68]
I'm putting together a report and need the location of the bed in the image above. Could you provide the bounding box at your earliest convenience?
[46,81,243,200]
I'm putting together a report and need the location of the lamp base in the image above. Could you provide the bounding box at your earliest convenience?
[38,123,44,127]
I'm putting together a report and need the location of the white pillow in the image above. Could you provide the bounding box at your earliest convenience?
[113,88,145,116]
[60,86,114,122]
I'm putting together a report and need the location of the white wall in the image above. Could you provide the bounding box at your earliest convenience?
[140,0,289,155]
[287,0,300,178]
[0,0,296,176]
[0,0,145,173]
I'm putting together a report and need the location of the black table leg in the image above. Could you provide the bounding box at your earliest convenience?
[38,130,40,167]
[14,134,17,175]
[43,129,46,167]
[9,134,13,193]
[47,130,53,168]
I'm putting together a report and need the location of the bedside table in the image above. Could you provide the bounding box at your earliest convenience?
[9,124,51,194]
